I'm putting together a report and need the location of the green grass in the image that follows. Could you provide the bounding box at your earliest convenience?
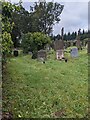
[2,49,88,118]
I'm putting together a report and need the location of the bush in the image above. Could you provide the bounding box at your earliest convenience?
[2,32,13,56]
[21,32,51,55]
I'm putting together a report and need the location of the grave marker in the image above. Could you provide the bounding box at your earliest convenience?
[54,40,64,51]
[54,27,65,60]
[70,48,78,57]
[37,50,47,61]
[56,49,64,60]
[13,49,18,57]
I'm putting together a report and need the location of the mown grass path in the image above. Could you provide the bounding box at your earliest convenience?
[2,49,88,118]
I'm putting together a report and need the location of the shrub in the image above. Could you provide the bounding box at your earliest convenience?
[22,32,51,55]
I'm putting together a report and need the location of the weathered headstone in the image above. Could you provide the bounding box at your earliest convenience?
[56,50,64,60]
[76,39,82,50]
[37,50,47,61]
[54,40,64,50]
[13,49,18,57]
[54,27,65,60]
[70,48,78,57]
[28,51,32,56]
[45,44,51,52]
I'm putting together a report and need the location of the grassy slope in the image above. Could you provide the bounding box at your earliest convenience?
[2,49,88,118]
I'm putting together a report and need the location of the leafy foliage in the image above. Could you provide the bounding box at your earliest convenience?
[11,2,64,47]
[2,32,13,55]
[2,1,21,57]
[30,2,64,35]
[22,32,51,54]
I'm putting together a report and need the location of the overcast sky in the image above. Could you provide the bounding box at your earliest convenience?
[6,0,89,35]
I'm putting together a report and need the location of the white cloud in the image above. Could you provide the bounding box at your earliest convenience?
[53,2,88,35]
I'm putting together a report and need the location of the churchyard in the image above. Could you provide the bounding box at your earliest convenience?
[2,1,89,119]
[2,46,88,118]
[2,27,89,119]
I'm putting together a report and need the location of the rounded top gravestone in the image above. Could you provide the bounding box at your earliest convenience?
[70,48,78,57]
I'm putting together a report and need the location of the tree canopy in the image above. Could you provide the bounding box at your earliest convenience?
[30,2,64,35]
[22,32,51,54]
[2,1,21,57]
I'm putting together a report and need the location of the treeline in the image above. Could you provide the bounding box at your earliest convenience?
[53,30,89,41]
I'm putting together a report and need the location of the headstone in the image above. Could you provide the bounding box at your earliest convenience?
[54,40,64,50]
[13,49,18,57]
[45,44,50,52]
[28,51,32,56]
[37,50,47,61]
[70,48,78,57]
[56,49,64,60]
[76,39,82,50]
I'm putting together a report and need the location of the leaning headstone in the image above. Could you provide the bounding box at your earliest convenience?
[56,49,64,60]
[54,40,64,50]
[13,49,18,57]
[70,48,78,57]
[37,50,47,61]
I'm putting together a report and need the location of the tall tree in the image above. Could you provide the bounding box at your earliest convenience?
[2,1,20,57]
[30,2,64,35]
[11,3,32,47]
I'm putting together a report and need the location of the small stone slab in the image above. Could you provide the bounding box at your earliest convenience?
[70,48,78,57]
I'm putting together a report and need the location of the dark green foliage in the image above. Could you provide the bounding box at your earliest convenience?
[2,1,21,58]
[21,32,51,54]
[2,32,13,55]
[30,2,64,35]
[10,2,64,47]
